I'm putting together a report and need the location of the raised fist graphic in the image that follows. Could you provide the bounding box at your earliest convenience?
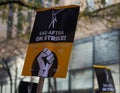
[37,48,55,77]
[32,48,58,77]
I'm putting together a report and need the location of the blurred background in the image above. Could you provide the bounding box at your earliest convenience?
[0,0,120,93]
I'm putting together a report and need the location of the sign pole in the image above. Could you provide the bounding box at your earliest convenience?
[36,77,45,93]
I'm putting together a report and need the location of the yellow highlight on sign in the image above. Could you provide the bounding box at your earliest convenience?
[22,42,73,78]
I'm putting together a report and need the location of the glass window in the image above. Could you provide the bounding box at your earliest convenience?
[56,73,69,91]
[71,68,93,92]
[70,40,93,69]
[94,31,120,64]
[109,64,120,93]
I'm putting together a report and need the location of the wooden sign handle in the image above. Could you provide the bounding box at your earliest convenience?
[36,77,45,93]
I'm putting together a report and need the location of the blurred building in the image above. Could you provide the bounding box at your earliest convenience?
[0,0,120,93]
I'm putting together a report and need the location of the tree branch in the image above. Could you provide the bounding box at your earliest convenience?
[0,1,38,10]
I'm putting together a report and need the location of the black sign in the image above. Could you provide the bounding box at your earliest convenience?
[95,67,116,93]
[19,81,38,93]
[30,5,79,43]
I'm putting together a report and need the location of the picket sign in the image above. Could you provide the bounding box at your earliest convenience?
[22,5,80,93]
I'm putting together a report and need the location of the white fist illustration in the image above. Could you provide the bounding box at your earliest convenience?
[37,48,54,77]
